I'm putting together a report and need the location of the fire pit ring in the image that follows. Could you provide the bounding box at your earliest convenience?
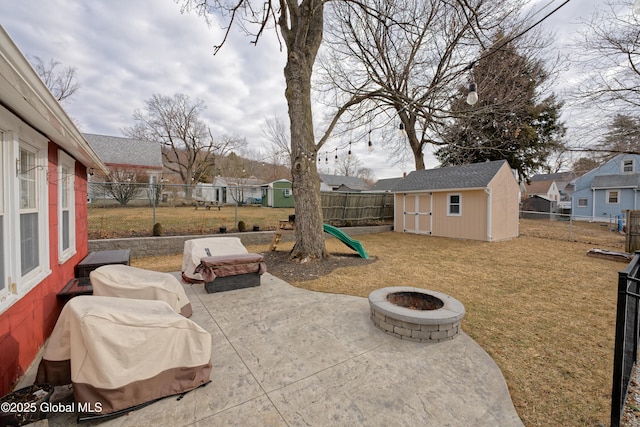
[369,287,465,343]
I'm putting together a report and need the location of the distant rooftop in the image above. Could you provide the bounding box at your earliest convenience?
[319,174,370,191]
[530,172,575,182]
[84,133,163,169]
[368,177,404,192]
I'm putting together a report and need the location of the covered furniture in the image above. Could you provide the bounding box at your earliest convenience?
[35,296,211,417]
[182,237,249,283]
[90,264,192,317]
[182,237,266,293]
[195,253,266,293]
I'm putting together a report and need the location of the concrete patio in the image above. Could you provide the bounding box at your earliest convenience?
[24,273,523,426]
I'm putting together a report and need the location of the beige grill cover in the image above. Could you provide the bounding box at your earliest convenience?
[35,296,211,415]
[182,237,248,282]
[90,264,192,317]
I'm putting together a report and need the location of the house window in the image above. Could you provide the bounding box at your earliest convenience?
[58,150,76,262]
[577,198,588,208]
[447,193,462,216]
[607,190,620,204]
[19,147,39,275]
[623,159,635,173]
[283,188,292,197]
[0,113,50,314]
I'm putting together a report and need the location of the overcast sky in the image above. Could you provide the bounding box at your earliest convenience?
[0,0,602,180]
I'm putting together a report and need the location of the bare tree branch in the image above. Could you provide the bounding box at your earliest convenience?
[30,55,80,102]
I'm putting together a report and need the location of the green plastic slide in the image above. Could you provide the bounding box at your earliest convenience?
[322,224,369,259]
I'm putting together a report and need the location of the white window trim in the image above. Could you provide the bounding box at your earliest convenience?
[577,198,588,208]
[622,159,635,173]
[0,130,6,302]
[58,150,76,263]
[447,193,462,216]
[606,189,620,205]
[0,110,51,315]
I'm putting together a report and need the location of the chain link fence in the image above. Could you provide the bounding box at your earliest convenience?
[87,182,394,239]
[87,181,283,239]
[518,210,626,249]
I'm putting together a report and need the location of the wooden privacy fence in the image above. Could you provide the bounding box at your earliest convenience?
[320,192,394,225]
[626,210,640,252]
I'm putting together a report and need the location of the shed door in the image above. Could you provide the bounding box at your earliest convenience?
[403,194,431,234]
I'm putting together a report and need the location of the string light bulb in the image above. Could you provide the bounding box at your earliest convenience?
[368,130,373,152]
[348,141,352,158]
[466,82,478,105]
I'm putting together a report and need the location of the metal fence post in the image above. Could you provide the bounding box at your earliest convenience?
[569,214,572,241]
[611,252,640,426]
[611,270,629,427]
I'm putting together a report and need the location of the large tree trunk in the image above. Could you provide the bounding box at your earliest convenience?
[282,0,327,262]
[400,114,426,170]
[410,139,426,171]
[285,55,327,261]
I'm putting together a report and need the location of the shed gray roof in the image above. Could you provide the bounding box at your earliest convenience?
[392,160,508,192]
[319,174,370,191]
[369,177,404,192]
[84,133,163,169]
[592,174,640,189]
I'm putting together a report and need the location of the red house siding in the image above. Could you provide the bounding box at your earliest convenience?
[0,142,89,395]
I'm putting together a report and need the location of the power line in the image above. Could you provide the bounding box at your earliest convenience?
[465,0,572,70]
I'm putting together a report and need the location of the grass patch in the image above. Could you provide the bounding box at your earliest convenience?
[132,220,626,427]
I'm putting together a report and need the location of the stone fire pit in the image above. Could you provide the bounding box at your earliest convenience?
[369,287,465,343]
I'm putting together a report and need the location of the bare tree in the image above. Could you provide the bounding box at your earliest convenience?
[98,168,148,206]
[596,114,640,160]
[261,115,292,170]
[30,56,80,102]
[123,93,242,198]
[316,0,527,171]
[334,153,373,182]
[572,156,600,176]
[577,0,640,115]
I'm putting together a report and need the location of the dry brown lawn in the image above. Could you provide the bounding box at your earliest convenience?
[88,205,295,239]
[133,219,627,427]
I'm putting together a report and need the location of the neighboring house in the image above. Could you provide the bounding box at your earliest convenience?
[523,180,561,202]
[529,171,578,202]
[392,160,520,241]
[0,27,108,395]
[84,133,163,203]
[195,176,264,205]
[319,174,370,192]
[84,133,163,181]
[365,177,404,193]
[261,179,294,208]
[194,180,226,204]
[571,154,640,221]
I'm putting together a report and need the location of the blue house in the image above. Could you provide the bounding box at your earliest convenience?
[572,154,640,221]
